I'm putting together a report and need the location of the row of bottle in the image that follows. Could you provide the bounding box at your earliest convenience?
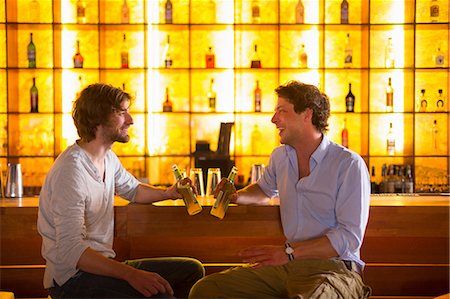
[345,81,447,113]
[371,164,415,194]
[25,31,446,70]
[172,164,238,219]
[23,0,445,25]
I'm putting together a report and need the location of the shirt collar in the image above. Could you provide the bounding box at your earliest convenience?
[311,134,330,165]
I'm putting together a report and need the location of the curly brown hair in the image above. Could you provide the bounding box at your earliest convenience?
[72,83,132,142]
[275,81,330,134]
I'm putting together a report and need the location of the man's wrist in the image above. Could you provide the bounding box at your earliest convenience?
[284,242,295,261]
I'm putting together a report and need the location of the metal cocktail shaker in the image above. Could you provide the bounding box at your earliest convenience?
[5,163,23,198]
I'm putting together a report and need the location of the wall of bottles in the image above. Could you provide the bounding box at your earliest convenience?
[0,0,449,193]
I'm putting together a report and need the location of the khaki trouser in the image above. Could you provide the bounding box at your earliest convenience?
[189,259,372,299]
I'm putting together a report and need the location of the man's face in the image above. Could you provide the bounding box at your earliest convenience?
[271,96,308,145]
[104,100,133,143]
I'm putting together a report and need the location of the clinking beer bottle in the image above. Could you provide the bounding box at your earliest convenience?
[172,164,202,216]
[210,166,238,220]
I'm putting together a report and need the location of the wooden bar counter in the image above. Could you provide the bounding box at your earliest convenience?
[1,195,449,298]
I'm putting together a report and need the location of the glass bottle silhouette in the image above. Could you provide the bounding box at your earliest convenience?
[121,33,129,68]
[298,44,308,68]
[431,119,439,150]
[254,80,261,112]
[207,78,216,112]
[163,87,173,112]
[434,47,444,66]
[73,40,84,68]
[436,89,445,112]
[172,164,202,216]
[164,35,172,68]
[77,0,86,23]
[341,0,349,24]
[250,44,261,68]
[165,0,173,24]
[345,83,355,112]
[403,165,414,193]
[27,33,36,68]
[205,46,215,68]
[386,77,394,112]
[386,122,395,155]
[385,37,395,68]
[210,166,238,219]
[419,89,427,112]
[430,0,439,22]
[295,0,304,24]
[30,77,39,113]
[121,0,130,23]
[251,0,261,23]
[344,33,352,68]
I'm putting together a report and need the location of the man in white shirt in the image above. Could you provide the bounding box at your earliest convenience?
[38,83,204,298]
[189,81,371,298]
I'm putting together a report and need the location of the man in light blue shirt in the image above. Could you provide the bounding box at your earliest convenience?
[189,81,371,298]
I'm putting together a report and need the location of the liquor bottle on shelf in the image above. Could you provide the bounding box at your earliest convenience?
[121,33,129,68]
[30,77,38,113]
[251,0,261,23]
[251,124,263,155]
[205,46,215,68]
[73,40,84,68]
[207,78,216,112]
[386,122,395,156]
[76,76,83,98]
[27,33,36,68]
[172,164,202,216]
[386,164,395,193]
[436,89,445,111]
[345,83,355,112]
[295,0,304,24]
[379,164,387,193]
[419,89,427,112]
[344,33,352,68]
[162,87,173,112]
[254,80,261,112]
[340,0,349,24]
[403,165,414,193]
[29,0,40,23]
[431,119,438,150]
[430,0,439,22]
[121,0,130,23]
[385,37,395,68]
[165,0,173,24]
[434,47,444,66]
[341,118,348,148]
[395,165,404,193]
[164,35,172,68]
[250,44,261,68]
[370,166,378,194]
[210,166,238,220]
[76,0,86,23]
[298,44,308,68]
[386,77,394,112]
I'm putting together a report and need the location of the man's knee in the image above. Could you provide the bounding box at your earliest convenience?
[188,275,221,298]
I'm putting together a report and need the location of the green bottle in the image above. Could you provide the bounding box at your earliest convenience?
[27,33,36,68]
[30,77,38,113]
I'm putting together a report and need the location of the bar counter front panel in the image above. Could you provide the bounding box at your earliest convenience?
[0,196,449,298]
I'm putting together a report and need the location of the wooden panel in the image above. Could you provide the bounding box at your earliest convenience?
[364,265,450,297]
[0,268,47,298]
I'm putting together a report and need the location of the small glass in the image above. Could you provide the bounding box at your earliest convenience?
[250,164,265,184]
[189,168,205,197]
[206,168,221,196]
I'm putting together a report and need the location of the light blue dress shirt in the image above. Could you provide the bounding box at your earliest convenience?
[257,135,370,268]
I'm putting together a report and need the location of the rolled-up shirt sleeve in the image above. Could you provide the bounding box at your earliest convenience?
[325,157,370,264]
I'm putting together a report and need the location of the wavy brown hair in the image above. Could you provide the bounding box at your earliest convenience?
[72,83,131,142]
[275,81,330,134]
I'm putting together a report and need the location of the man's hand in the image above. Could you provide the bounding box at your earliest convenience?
[213,178,237,202]
[125,267,174,297]
[165,177,198,200]
[238,245,289,268]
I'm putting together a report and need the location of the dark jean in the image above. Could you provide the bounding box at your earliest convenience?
[49,257,205,299]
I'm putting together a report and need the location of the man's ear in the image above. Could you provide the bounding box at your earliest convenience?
[303,108,313,121]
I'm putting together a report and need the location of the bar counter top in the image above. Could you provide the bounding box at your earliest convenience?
[1,194,449,208]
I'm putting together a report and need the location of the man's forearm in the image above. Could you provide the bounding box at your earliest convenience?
[290,236,339,260]
[77,247,136,282]
[236,183,271,205]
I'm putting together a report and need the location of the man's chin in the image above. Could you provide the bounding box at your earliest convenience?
[116,135,130,143]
